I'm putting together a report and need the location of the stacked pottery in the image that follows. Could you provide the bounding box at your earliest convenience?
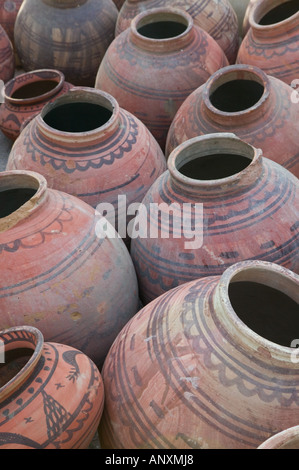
[237,0,299,85]
[14,0,118,86]
[0,69,73,141]
[115,0,239,64]
[99,260,299,449]
[0,325,104,449]
[166,64,299,178]
[0,170,139,369]
[0,23,14,82]
[130,133,299,304]
[95,7,229,151]
[6,87,167,244]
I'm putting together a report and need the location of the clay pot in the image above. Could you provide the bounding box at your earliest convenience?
[99,260,299,449]
[6,87,166,244]
[95,7,229,152]
[258,426,299,449]
[0,23,14,83]
[0,0,23,43]
[166,64,299,178]
[130,133,299,304]
[14,0,118,86]
[0,325,104,449]
[0,69,73,141]
[236,0,299,85]
[0,170,139,368]
[115,0,239,64]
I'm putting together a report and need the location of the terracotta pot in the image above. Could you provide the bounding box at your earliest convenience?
[166,64,299,178]
[0,23,14,83]
[0,170,139,368]
[130,133,299,304]
[236,0,299,85]
[0,325,104,449]
[14,0,118,86]
[258,426,299,449]
[95,7,229,152]
[6,87,166,244]
[0,0,23,43]
[115,0,239,64]
[0,69,73,141]
[99,260,299,449]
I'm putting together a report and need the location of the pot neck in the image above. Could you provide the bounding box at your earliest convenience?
[202,65,272,127]
[0,327,43,404]
[36,87,121,146]
[249,0,299,39]
[129,7,195,53]
[0,171,48,233]
[212,261,299,366]
[168,133,263,198]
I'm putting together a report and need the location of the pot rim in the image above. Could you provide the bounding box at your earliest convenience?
[130,7,194,52]
[0,170,48,233]
[258,425,299,449]
[4,69,65,105]
[215,260,299,362]
[37,87,120,142]
[202,64,270,120]
[249,0,299,32]
[167,133,262,190]
[0,326,44,404]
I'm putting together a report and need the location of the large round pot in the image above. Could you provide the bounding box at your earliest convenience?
[258,426,299,449]
[95,7,229,151]
[115,0,239,64]
[0,170,139,368]
[6,87,166,244]
[166,64,299,178]
[99,260,299,449]
[130,133,299,304]
[236,0,299,85]
[0,69,73,141]
[0,325,104,449]
[14,0,118,86]
[0,23,14,83]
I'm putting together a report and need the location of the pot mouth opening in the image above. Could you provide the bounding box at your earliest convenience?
[258,0,298,25]
[174,137,254,182]
[228,270,299,348]
[209,78,265,113]
[0,188,37,218]
[11,79,59,100]
[41,89,116,134]
[136,11,189,40]
[179,153,251,180]
[43,102,113,133]
[0,174,40,219]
